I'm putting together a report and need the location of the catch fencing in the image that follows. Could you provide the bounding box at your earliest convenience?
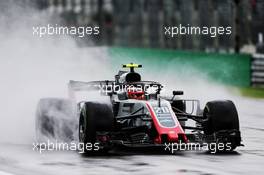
[251,54,264,87]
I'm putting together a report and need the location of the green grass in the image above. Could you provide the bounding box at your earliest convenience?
[238,87,264,99]
[109,47,251,87]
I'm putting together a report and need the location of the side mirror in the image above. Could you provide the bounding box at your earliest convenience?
[173,90,184,96]
[115,75,120,83]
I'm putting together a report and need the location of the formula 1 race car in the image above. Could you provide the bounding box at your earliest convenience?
[36,63,242,153]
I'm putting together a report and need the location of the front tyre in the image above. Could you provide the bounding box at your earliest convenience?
[202,100,241,152]
[79,102,114,154]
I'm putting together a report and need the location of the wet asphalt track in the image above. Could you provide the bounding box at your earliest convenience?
[0,97,263,175]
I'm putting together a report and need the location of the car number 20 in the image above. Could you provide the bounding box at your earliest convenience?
[153,106,170,114]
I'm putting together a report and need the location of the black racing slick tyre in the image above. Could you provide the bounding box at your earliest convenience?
[202,100,241,151]
[79,102,114,153]
[35,98,77,143]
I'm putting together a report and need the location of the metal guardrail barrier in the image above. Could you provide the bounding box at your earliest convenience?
[33,0,260,53]
[251,53,264,87]
[5,0,259,54]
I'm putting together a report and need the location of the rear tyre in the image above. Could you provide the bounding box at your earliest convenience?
[35,98,77,143]
[79,102,114,154]
[202,100,241,152]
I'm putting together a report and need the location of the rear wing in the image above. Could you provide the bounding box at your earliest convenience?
[68,80,115,99]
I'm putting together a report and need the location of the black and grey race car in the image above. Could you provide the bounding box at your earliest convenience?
[35,63,242,153]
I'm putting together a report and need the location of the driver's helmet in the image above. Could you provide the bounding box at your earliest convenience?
[127,87,145,100]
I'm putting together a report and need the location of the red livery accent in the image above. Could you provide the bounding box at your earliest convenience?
[146,103,187,144]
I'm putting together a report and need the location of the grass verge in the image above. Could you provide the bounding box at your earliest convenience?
[238,87,264,99]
